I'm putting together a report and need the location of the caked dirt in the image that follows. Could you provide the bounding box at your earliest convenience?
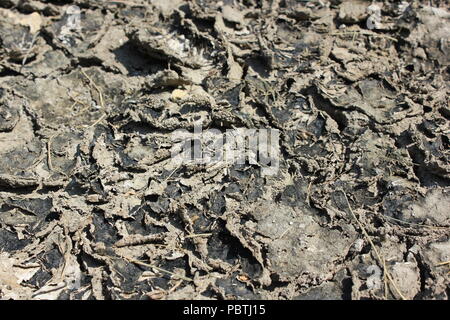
[0,0,449,300]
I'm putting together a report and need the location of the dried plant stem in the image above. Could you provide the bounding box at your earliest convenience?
[119,254,193,282]
[339,189,407,300]
[331,30,398,42]
[80,69,105,109]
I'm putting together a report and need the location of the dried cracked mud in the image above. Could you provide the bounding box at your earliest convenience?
[0,0,449,300]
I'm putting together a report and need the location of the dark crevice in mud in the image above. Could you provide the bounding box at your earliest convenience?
[22,107,44,137]
[74,56,105,69]
[36,184,65,195]
[422,105,433,113]
[0,67,23,77]
[208,226,261,276]
[113,41,167,76]
[0,1,14,9]
[438,107,450,120]
[307,201,332,223]
[408,145,450,187]
[45,211,59,222]
[187,16,216,34]
[15,54,38,66]
[0,184,39,194]
[417,122,437,139]
[118,122,176,135]
[246,97,283,130]
[304,86,347,131]
[340,275,353,300]
[46,0,73,5]
[73,58,123,75]
[245,55,271,79]
[414,253,432,294]
[79,250,106,270]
